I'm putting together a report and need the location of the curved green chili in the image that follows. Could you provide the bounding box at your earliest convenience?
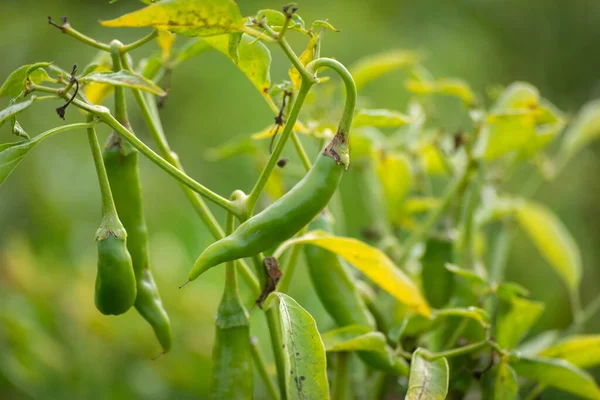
[187,58,357,282]
[103,136,173,352]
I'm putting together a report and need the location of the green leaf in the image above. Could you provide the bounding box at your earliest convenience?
[101,0,244,37]
[352,109,414,128]
[496,296,544,349]
[203,34,271,95]
[511,356,600,399]
[493,82,539,111]
[321,325,409,376]
[0,62,52,98]
[482,362,518,400]
[406,348,449,400]
[311,20,339,32]
[173,38,212,66]
[268,293,330,400]
[349,50,420,89]
[517,330,561,356]
[81,71,166,96]
[515,200,582,291]
[560,99,600,161]
[1,123,91,187]
[445,263,486,288]
[540,335,600,369]
[0,97,36,129]
[321,325,388,354]
[255,9,286,27]
[433,307,490,328]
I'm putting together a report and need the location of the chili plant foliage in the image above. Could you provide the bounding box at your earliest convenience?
[2,0,600,399]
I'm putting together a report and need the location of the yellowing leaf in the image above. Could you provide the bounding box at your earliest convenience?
[560,99,600,162]
[352,109,414,128]
[419,143,447,175]
[101,0,244,37]
[401,197,440,216]
[83,82,114,106]
[373,150,412,221]
[540,335,600,369]
[476,111,537,160]
[203,34,271,95]
[406,349,449,400]
[82,71,166,96]
[157,30,176,61]
[277,232,431,317]
[405,78,476,106]
[251,122,305,139]
[289,34,318,91]
[350,50,419,89]
[493,82,539,111]
[515,200,582,290]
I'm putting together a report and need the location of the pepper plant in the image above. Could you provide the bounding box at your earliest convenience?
[2,0,600,399]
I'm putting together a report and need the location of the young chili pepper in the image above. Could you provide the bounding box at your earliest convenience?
[304,212,408,376]
[87,122,137,316]
[210,261,253,399]
[104,134,173,352]
[188,131,348,281]
[304,211,376,329]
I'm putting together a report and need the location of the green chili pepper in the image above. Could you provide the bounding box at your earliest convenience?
[87,121,137,316]
[421,237,454,308]
[95,227,137,315]
[104,135,173,352]
[304,212,376,329]
[188,133,348,281]
[304,212,408,376]
[210,261,253,399]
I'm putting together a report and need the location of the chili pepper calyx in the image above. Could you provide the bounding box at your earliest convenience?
[323,129,350,169]
[95,214,127,241]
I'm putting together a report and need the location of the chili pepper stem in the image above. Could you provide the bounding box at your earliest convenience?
[332,352,350,400]
[250,336,279,400]
[266,307,287,400]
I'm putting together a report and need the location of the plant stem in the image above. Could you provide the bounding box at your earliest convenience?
[332,352,350,400]
[564,292,600,336]
[421,340,488,361]
[250,336,280,400]
[397,162,474,266]
[290,132,312,172]
[32,84,239,215]
[85,115,117,219]
[247,79,312,213]
[260,22,316,85]
[306,58,356,142]
[101,113,238,214]
[120,30,158,53]
[225,209,237,295]
[48,17,111,52]
[266,307,287,400]
[110,42,128,125]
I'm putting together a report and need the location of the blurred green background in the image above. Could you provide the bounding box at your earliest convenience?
[1,0,599,398]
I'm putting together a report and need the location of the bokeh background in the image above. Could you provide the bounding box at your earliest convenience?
[1,0,600,398]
